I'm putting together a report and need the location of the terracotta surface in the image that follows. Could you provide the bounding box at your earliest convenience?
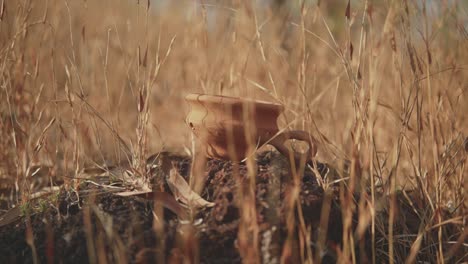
[185,93,317,162]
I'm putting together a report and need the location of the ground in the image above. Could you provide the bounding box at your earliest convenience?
[0,151,349,263]
[0,151,462,263]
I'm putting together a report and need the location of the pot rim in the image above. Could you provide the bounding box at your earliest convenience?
[185,93,284,111]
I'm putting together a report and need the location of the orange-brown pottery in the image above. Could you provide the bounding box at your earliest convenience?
[185,93,317,162]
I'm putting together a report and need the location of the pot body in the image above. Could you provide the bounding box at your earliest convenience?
[186,94,284,160]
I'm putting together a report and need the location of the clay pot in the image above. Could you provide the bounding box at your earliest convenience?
[185,93,317,162]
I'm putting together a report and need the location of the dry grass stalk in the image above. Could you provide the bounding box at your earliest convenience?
[0,0,466,263]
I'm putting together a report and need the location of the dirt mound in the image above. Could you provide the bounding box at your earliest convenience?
[0,151,347,263]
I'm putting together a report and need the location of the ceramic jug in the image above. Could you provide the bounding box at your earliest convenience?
[185,93,317,163]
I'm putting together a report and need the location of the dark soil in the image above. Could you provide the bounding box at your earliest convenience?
[0,151,350,263]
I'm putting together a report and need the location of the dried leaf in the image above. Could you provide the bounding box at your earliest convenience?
[350,42,354,60]
[0,206,21,227]
[167,167,215,209]
[116,190,188,219]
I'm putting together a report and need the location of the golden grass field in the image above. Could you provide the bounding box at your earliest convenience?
[0,0,467,263]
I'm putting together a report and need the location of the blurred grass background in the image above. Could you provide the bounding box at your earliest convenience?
[0,0,466,262]
[1,0,465,187]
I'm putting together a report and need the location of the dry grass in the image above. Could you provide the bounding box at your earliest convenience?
[0,0,466,263]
